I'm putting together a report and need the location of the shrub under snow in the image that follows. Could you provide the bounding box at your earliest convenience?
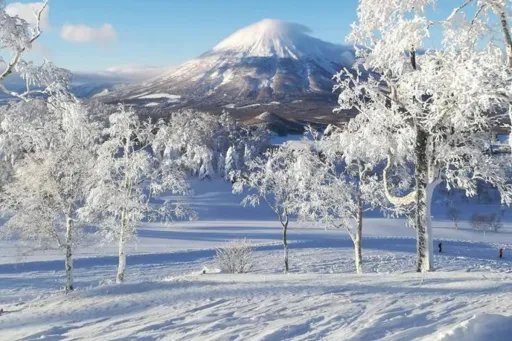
[214,239,255,274]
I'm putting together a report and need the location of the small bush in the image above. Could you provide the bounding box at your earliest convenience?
[447,206,460,229]
[488,213,503,232]
[214,239,254,274]
[471,212,503,233]
[471,213,487,231]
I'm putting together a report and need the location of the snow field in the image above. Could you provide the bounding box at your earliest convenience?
[0,217,511,340]
[0,180,511,340]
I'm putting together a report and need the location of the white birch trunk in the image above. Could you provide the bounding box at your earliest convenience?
[354,226,363,275]
[116,207,127,283]
[354,190,363,275]
[117,165,131,284]
[64,213,74,293]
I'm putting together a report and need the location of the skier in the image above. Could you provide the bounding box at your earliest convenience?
[438,242,442,253]
[499,248,503,259]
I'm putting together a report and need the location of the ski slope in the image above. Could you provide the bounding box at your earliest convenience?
[0,179,511,340]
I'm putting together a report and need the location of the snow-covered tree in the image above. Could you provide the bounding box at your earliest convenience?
[234,144,309,272]
[224,146,237,182]
[0,0,70,100]
[334,0,512,272]
[81,105,193,283]
[290,131,390,275]
[0,94,101,292]
[0,0,83,292]
[156,110,269,181]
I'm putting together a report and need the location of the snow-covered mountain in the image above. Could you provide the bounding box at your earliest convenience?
[105,19,354,109]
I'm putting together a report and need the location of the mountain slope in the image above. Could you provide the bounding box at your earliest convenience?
[106,19,354,109]
[0,66,169,101]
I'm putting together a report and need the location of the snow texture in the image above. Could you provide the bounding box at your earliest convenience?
[0,178,512,340]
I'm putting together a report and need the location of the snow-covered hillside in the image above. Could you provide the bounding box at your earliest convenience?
[106,19,354,108]
[0,179,511,340]
[1,271,511,341]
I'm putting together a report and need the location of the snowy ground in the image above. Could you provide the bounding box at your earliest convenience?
[0,179,511,340]
[2,272,511,341]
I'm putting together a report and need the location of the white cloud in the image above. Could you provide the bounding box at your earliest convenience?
[5,2,50,29]
[104,64,171,79]
[60,23,117,44]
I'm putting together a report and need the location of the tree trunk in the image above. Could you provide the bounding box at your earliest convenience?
[501,10,512,149]
[117,207,127,283]
[497,8,512,151]
[415,127,431,273]
[425,180,440,271]
[64,214,74,293]
[499,10,512,68]
[283,225,289,273]
[354,192,363,275]
[509,107,512,152]
[280,212,289,273]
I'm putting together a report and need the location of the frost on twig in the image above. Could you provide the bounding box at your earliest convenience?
[0,0,70,101]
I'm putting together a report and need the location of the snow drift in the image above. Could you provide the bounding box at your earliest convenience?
[433,314,512,341]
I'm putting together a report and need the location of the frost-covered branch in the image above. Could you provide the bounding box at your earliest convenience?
[446,0,475,22]
[0,0,48,81]
[383,154,416,206]
[0,0,69,101]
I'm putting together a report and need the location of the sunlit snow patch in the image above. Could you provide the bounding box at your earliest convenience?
[237,103,262,109]
[434,314,512,341]
[138,93,182,101]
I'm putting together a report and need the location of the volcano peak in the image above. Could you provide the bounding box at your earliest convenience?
[210,19,320,59]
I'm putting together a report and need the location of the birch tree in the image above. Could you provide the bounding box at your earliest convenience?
[292,132,391,275]
[0,94,101,292]
[81,105,193,283]
[0,0,81,292]
[234,144,307,273]
[82,107,266,283]
[335,0,512,272]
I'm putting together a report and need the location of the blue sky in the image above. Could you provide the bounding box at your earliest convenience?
[14,0,360,71]
[10,0,454,72]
